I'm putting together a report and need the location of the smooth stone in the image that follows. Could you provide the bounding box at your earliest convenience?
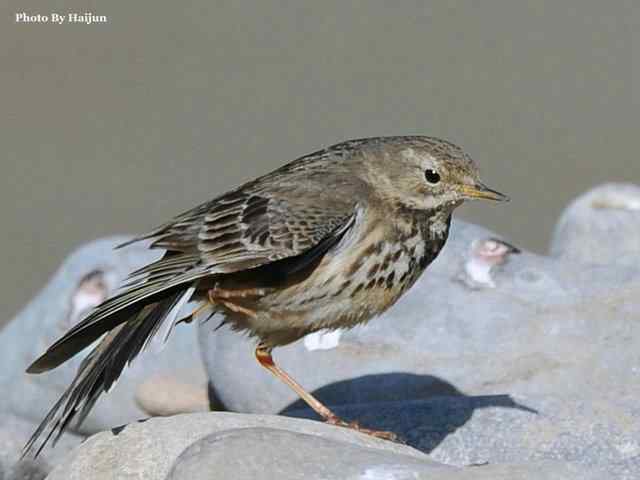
[167,428,605,480]
[551,182,640,265]
[167,428,449,480]
[0,237,207,435]
[0,413,82,480]
[46,412,427,480]
[45,412,607,480]
[135,374,210,416]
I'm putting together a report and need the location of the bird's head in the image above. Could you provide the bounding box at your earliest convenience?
[356,136,508,212]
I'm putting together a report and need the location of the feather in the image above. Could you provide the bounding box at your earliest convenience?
[148,286,196,353]
[22,292,186,458]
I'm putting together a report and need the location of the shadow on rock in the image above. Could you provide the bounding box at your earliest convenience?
[279,373,536,453]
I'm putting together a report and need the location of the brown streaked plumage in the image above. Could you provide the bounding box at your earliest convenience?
[23,136,508,456]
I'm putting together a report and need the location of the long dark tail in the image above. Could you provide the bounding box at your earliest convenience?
[22,256,203,457]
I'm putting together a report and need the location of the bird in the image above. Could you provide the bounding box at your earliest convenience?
[22,136,508,456]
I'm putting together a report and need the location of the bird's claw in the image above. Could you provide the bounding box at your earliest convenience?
[325,416,402,443]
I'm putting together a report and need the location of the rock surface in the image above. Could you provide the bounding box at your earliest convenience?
[167,428,448,480]
[45,412,426,480]
[551,182,640,265]
[135,374,210,417]
[168,427,608,480]
[287,395,635,478]
[46,412,604,480]
[0,413,82,480]
[0,236,207,434]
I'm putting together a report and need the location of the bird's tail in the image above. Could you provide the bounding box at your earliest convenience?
[22,271,200,458]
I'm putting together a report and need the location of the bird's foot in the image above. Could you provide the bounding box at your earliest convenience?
[325,416,402,443]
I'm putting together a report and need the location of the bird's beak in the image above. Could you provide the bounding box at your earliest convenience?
[459,182,510,202]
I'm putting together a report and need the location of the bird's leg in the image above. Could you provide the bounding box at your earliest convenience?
[255,345,337,420]
[254,345,399,442]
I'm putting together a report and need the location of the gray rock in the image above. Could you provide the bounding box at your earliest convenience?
[45,412,427,480]
[4,460,49,480]
[0,413,82,480]
[167,427,607,480]
[287,394,636,479]
[166,428,450,480]
[0,237,207,435]
[135,374,210,417]
[46,412,604,480]
[551,182,640,265]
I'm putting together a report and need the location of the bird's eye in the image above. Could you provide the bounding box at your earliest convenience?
[424,169,441,184]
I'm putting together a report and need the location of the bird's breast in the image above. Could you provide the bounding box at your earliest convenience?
[264,212,450,331]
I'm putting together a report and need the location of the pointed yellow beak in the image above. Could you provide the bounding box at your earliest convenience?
[459,182,510,202]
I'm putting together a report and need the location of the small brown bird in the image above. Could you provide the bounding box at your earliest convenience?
[23,136,507,456]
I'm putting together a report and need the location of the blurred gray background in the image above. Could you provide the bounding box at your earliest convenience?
[1,1,637,324]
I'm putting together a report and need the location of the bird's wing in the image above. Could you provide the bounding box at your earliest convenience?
[30,164,360,373]
[29,183,358,372]
[119,170,359,275]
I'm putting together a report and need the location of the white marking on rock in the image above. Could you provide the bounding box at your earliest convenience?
[459,238,519,289]
[464,258,496,288]
[68,270,109,325]
[361,464,425,479]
